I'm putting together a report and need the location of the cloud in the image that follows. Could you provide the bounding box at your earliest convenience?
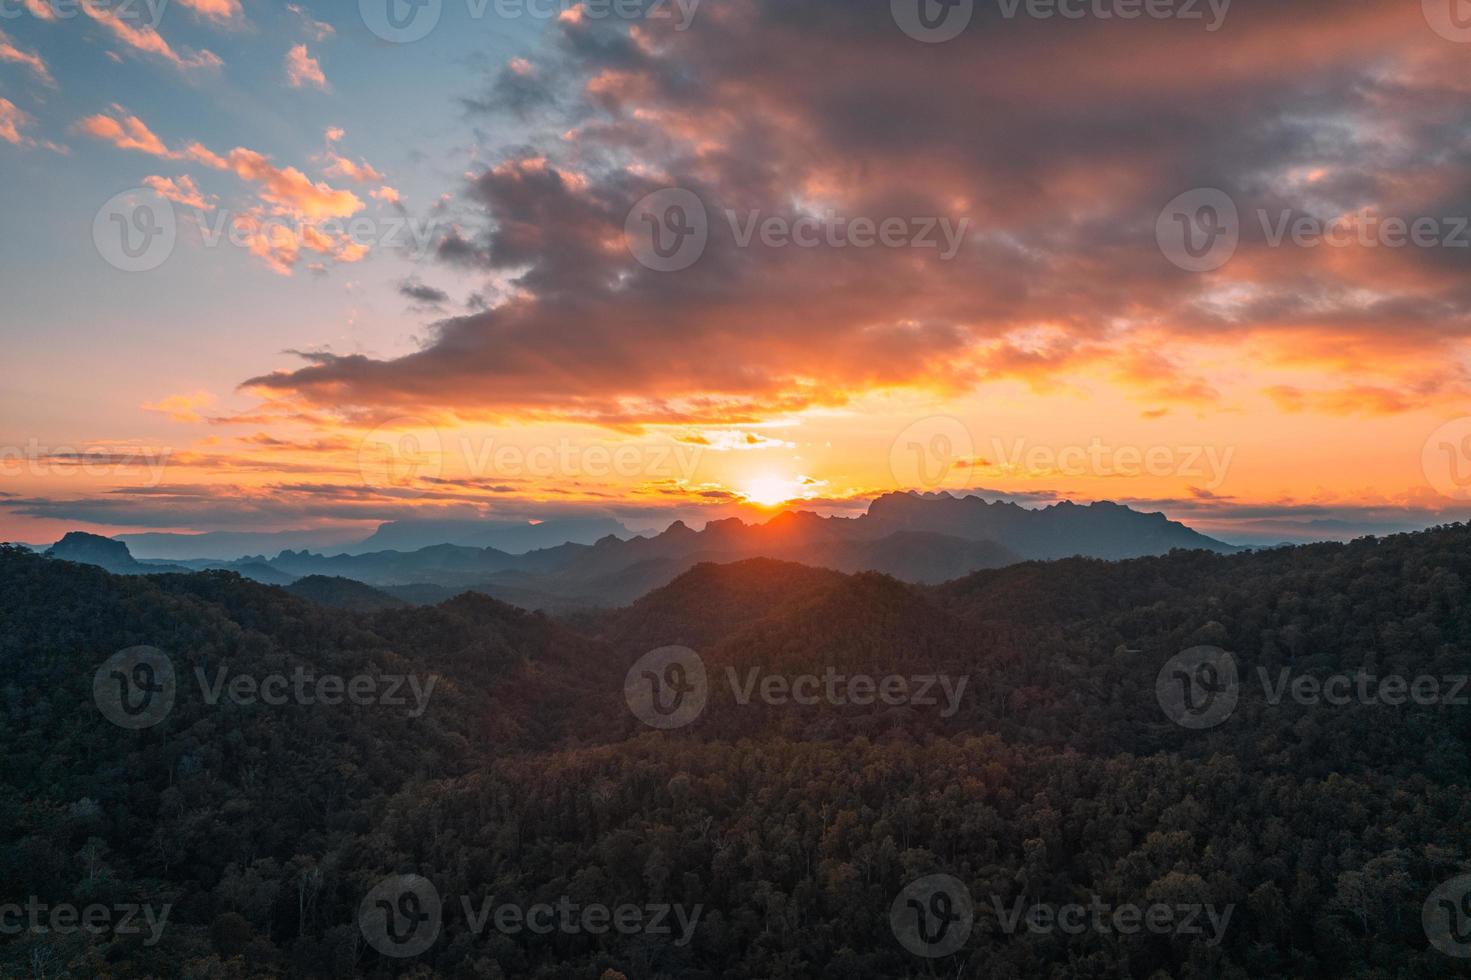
[18,0,55,20]
[78,109,363,218]
[81,3,222,71]
[399,277,450,306]
[222,148,361,219]
[76,110,171,155]
[225,0,1471,428]
[143,175,214,210]
[0,98,33,144]
[78,109,368,273]
[0,28,54,86]
[287,4,335,41]
[174,0,244,24]
[143,391,217,423]
[285,43,327,89]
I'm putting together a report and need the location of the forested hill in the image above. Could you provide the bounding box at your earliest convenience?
[2,523,1470,977]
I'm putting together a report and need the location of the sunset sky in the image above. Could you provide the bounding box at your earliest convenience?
[3,0,1471,548]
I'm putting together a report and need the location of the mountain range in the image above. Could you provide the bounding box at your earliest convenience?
[1,517,1465,976]
[40,492,1237,610]
[113,516,638,560]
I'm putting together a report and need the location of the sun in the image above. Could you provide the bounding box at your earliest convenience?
[741,474,802,508]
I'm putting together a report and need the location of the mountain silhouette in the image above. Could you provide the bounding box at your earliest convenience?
[38,493,1235,609]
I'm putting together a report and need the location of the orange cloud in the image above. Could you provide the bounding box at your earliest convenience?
[0,28,54,86]
[143,391,217,423]
[76,110,172,156]
[223,148,362,219]
[143,175,214,210]
[0,98,32,144]
[19,0,56,20]
[81,4,222,71]
[323,154,383,184]
[285,44,326,89]
[174,0,244,23]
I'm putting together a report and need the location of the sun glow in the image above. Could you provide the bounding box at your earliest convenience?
[740,474,803,508]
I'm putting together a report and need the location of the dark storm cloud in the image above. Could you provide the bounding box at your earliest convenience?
[245,0,1471,426]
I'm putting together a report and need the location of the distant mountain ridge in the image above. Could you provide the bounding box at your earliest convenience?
[40,493,1237,608]
[860,491,1231,560]
[114,518,640,562]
